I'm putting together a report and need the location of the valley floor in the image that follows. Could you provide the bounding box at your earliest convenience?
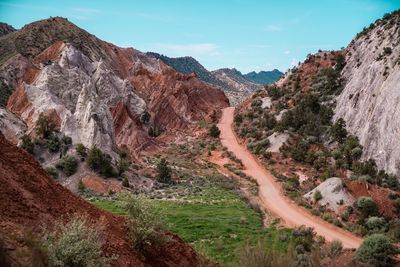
[218,107,362,248]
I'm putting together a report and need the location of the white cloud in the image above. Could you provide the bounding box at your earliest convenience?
[70,7,101,20]
[265,25,284,32]
[152,43,220,57]
[284,50,291,55]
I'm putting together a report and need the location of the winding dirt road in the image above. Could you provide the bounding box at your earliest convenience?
[218,107,362,248]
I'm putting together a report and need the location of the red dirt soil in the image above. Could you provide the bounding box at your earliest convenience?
[0,133,198,266]
[346,180,398,218]
[218,107,362,249]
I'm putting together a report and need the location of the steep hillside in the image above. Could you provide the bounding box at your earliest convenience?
[0,133,198,266]
[335,10,400,176]
[0,17,228,160]
[212,68,262,105]
[0,22,15,37]
[243,69,283,85]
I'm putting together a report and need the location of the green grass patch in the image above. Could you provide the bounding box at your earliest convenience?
[91,186,291,264]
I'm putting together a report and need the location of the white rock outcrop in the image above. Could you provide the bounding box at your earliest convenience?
[304,177,355,212]
[335,16,400,176]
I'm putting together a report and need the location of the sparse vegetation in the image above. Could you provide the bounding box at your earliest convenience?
[42,215,110,267]
[119,194,166,254]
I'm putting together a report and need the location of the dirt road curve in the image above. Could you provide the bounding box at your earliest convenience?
[218,107,362,248]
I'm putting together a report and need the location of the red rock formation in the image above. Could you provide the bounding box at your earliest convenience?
[0,133,198,266]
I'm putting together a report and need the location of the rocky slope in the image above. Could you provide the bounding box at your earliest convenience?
[211,68,263,106]
[335,10,400,176]
[0,133,198,266]
[243,69,283,85]
[0,17,228,160]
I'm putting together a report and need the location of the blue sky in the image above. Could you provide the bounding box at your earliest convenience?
[0,0,399,73]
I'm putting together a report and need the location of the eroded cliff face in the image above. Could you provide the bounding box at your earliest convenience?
[0,17,229,159]
[335,12,400,176]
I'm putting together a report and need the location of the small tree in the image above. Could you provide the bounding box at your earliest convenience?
[156,158,172,184]
[355,234,396,266]
[35,114,56,139]
[75,143,87,158]
[20,134,34,154]
[313,190,323,202]
[331,118,347,143]
[357,196,378,218]
[56,155,78,176]
[46,133,60,153]
[209,124,221,138]
[117,157,130,176]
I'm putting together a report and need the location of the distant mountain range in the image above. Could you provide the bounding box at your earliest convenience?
[244,69,283,85]
[146,52,282,105]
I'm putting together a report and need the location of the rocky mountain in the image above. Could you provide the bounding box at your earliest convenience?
[146,52,226,88]
[146,53,273,105]
[334,10,400,176]
[0,17,228,160]
[0,132,198,266]
[211,68,263,105]
[0,22,15,37]
[243,69,283,85]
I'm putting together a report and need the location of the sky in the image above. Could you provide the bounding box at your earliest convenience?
[0,0,399,73]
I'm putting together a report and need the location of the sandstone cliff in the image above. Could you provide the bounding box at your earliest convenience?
[0,17,229,159]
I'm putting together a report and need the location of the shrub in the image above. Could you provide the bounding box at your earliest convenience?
[61,135,72,145]
[393,198,400,214]
[365,216,386,231]
[117,157,130,176]
[20,134,34,154]
[234,114,243,124]
[387,175,399,190]
[46,133,60,152]
[383,47,392,55]
[87,147,117,177]
[355,234,396,266]
[122,177,129,187]
[78,180,85,192]
[156,158,172,184]
[56,155,78,176]
[35,114,56,139]
[45,166,58,179]
[119,194,165,254]
[75,143,87,158]
[209,124,221,138]
[234,240,293,267]
[313,190,323,202]
[356,197,378,218]
[42,215,109,267]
